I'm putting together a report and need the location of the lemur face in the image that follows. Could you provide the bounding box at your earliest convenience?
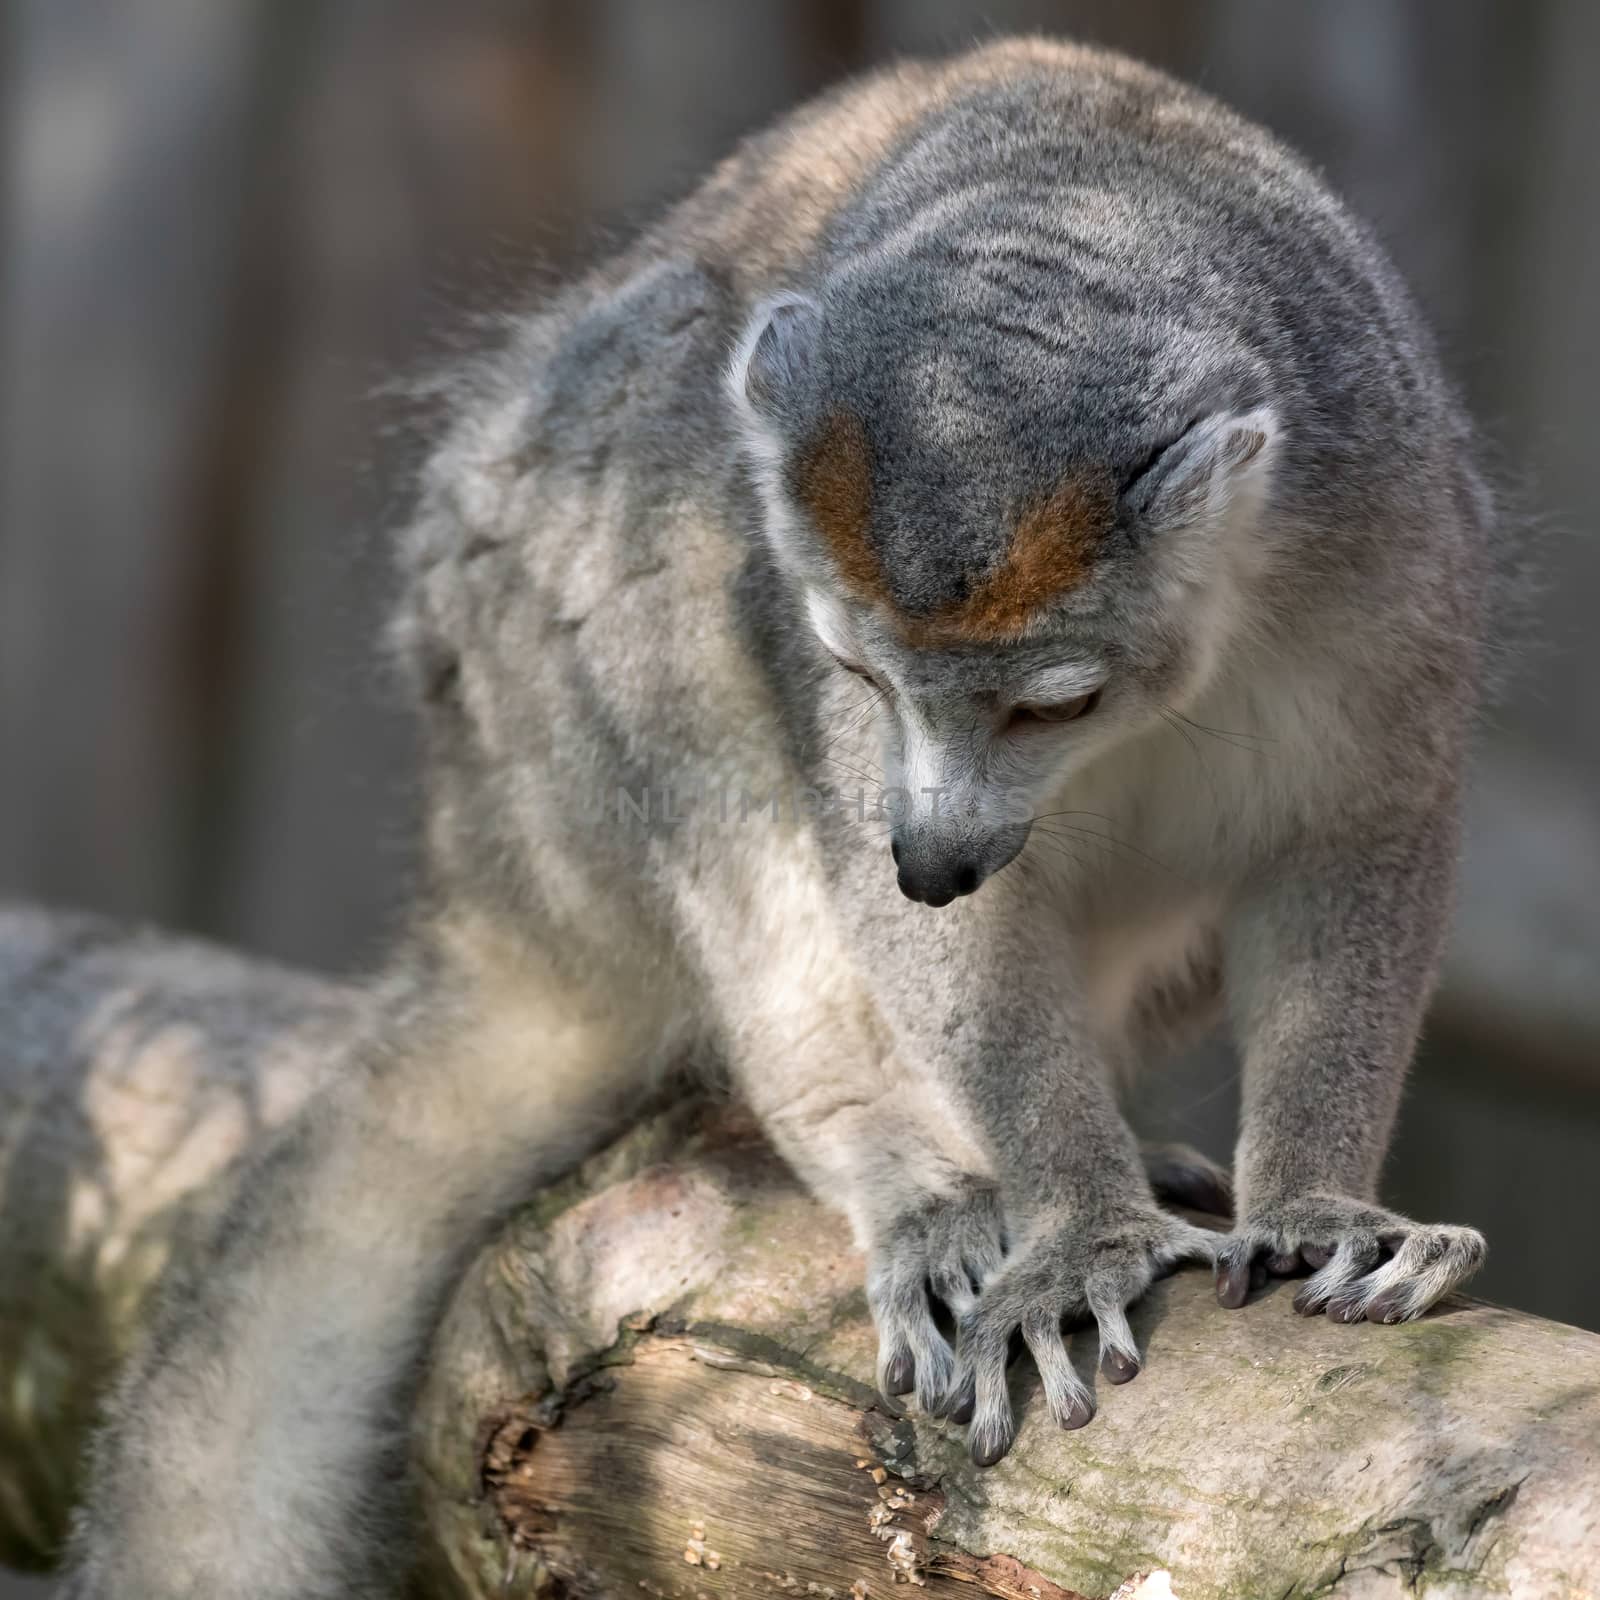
[729,289,1279,904]
[800,583,1107,903]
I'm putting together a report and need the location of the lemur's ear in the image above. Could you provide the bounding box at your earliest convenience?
[727,293,822,421]
[1125,406,1280,529]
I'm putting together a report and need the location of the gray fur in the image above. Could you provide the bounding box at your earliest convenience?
[67,37,1494,1596]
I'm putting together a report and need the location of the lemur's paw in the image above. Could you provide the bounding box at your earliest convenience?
[1140,1140,1233,1218]
[1215,1194,1486,1322]
[949,1208,1216,1467]
[868,1176,1007,1416]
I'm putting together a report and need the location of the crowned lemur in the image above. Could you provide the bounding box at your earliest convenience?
[68,37,1495,1598]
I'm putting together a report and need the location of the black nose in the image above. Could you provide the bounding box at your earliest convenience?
[896,857,983,907]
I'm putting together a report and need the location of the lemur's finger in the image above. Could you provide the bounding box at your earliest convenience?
[1158,1217,1222,1267]
[1102,1347,1139,1383]
[1021,1306,1093,1427]
[1341,1225,1486,1325]
[880,1320,956,1410]
[936,1368,976,1425]
[1265,1249,1303,1276]
[873,1326,919,1400]
[908,1319,957,1411]
[1215,1242,1256,1308]
[965,1318,1016,1467]
[869,1277,912,1397]
[882,1349,915,1396]
[1291,1282,1322,1315]
[1322,1233,1386,1323]
[1091,1297,1142,1386]
[1294,1233,1382,1317]
[1361,1292,1403,1324]
[871,1265,955,1409]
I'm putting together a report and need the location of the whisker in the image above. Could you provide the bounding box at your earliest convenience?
[1024,834,1087,875]
[1163,705,1276,755]
[1033,823,1189,886]
[1029,812,1189,884]
[810,709,879,760]
[1032,823,1122,867]
[1157,707,1223,813]
[815,754,886,791]
[1031,807,1137,827]
[806,687,890,768]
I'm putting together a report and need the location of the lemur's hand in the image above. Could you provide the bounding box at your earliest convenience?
[940,1202,1216,1467]
[867,1175,1008,1414]
[1216,1194,1485,1323]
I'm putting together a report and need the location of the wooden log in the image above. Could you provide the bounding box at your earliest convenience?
[2,907,1597,1597]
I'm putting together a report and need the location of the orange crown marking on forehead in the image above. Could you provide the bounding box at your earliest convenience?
[789,413,887,604]
[790,413,1113,646]
[908,472,1115,646]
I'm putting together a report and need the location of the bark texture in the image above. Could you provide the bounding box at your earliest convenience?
[2,908,1597,1597]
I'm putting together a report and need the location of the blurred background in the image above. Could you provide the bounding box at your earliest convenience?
[2,0,1596,1491]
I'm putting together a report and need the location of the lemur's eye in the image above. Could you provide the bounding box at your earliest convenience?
[1008,689,1101,729]
[828,651,879,687]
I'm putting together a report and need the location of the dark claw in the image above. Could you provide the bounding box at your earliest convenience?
[970,1421,1014,1467]
[1102,1349,1140,1385]
[1062,1393,1096,1429]
[1364,1291,1405,1325]
[1216,1256,1253,1309]
[883,1351,915,1396]
[1266,1250,1301,1276]
[1292,1283,1325,1316]
[940,1375,976,1424]
[1301,1243,1335,1270]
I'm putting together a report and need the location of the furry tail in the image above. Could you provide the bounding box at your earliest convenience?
[64,921,658,1600]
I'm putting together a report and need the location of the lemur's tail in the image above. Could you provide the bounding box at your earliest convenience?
[55,916,653,1600]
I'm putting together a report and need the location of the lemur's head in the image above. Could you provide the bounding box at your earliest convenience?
[727,277,1280,907]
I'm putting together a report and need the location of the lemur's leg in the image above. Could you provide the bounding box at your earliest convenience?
[730,1006,1007,1417]
[838,880,1216,1466]
[65,916,673,1600]
[1119,950,1235,1218]
[672,839,1006,1416]
[1217,821,1485,1321]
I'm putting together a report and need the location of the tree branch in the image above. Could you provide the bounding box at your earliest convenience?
[2,907,1596,1597]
